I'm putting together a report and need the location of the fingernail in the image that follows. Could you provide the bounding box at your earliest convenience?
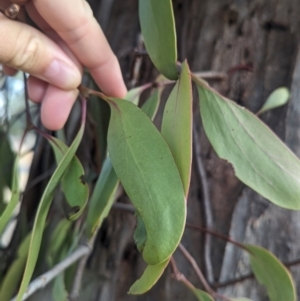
[42,60,81,89]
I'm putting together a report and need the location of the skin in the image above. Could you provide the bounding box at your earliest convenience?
[0,0,127,130]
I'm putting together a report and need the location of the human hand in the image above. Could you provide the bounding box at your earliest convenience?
[0,0,127,130]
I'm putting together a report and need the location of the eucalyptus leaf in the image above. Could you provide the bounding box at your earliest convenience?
[106,97,186,265]
[53,273,68,301]
[195,77,300,210]
[257,87,289,115]
[245,244,296,301]
[185,284,214,301]
[49,137,89,220]
[0,157,19,234]
[15,99,86,301]
[141,88,161,120]
[130,64,193,293]
[139,0,178,80]
[0,233,30,301]
[129,259,169,294]
[126,84,151,106]
[46,219,72,267]
[86,157,119,238]
[162,60,192,194]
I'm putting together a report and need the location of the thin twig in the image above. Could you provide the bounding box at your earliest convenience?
[186,223,249,251]
[10,245,91,301]
[193,128,214,283]
[178,243,214,295]
[170,257,231,301]
[170,257,195,287]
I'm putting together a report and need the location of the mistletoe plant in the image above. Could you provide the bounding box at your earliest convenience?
[0,0,298,301]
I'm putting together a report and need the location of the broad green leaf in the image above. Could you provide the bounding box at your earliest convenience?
[161,61,192,194]
[49,138,89,220]
[245,244,296,301]
[141,88,161,120]
[106,97,186,265]
[0,157,19,234]
[0,233,30,301]
[195,77,300,210]
[46,219,72,267]
[129,259,169,294]
[130,65,192,293]
[190,288,214,301]
[86,157,119,238]
[139,0,178,80]
[15,100,86,301]
[257,87,289,115]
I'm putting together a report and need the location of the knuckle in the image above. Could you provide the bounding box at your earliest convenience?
[12,35,41,71]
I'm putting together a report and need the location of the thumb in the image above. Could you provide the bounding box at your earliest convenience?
[0,14,81,90]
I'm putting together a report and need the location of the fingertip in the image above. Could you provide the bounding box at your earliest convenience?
[41,86,79,130]
[90,58,127,98]
[27,76,47,103]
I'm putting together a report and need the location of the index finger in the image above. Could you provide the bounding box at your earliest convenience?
[32,0,127,98]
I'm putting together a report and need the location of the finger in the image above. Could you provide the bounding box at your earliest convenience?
[40,86,79,130]
[0,14,81,90]
[3,65,17,76]
[32,0,127,97]
[27,76,47,103]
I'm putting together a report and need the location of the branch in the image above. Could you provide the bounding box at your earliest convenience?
[10,244,91,301]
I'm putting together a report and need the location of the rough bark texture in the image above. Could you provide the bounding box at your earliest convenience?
[27,0,300,300]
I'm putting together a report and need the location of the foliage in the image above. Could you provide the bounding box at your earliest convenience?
[0,0,297,300]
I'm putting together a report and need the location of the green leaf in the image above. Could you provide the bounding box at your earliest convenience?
[126,84,151,106]
[129,259,169,294]
[46,219,72,267]
[49,138,89,220]
[86,157,119,238]
[139,0,178,80]
[141,88,161,120]
[161,61,192,195]
[106,97,186,265]
[0,233,31,301]
[190,288,214,301]
[53,273,68,301]
[245,244,296,301]
[257,87,289,115]
[195,77,300,210]
[15,100,86,301]
[0,157,19,234]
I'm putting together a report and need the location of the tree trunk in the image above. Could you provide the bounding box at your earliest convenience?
[28,0,300,300]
